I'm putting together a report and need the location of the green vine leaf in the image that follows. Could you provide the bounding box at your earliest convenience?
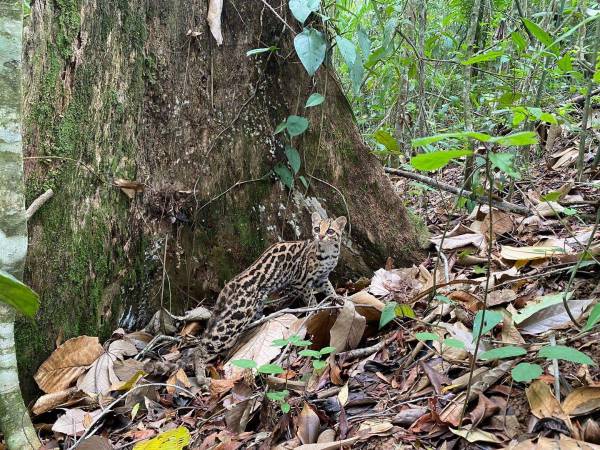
[415,332,440,342]
[286,115,309,137]
[373,129,399,153]
[289,0,320,24]
[274,163,294,189]
[285,145,301,174]
[294,28,326,76]
[443,338,465,349]
[462,49,504,65]
[305,93,325,108]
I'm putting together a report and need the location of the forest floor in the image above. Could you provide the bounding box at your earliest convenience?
[31,122,599,449]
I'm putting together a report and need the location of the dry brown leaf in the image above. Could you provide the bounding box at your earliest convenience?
[526,380,572,432]
[224,314,302,379]
[329,300,366,353]
[488,289,517,307]
[35,336,104,393]
[350,291,384,322]
[481,210,514,236]
[316,429,336,443]
[52,408,102,436]
[431,233,485,250]
[77,353,114,395]
[507,435,600,449]
[166,368,192,395]
[224,381,257,433]
[76,436,113,450]
[448,291,482,312]
[207,0,223,45]
[517,298,594,335]
[113,178,144,199]
[292,437,359,450]
[449,425,503,443]
[562,386,600,417]
[297,403,320,445]
[31,387,83,416]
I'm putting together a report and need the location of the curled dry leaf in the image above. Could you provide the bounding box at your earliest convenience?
[32,387,84,416]
[35,336,104,393]
[526,380,572,432]
[297,402,320,445]
[207,0,223,45]
[481,210,514,236]
[113,178,144,199]
[562,386,600,417]
[349,291,384,322]
[329,300,366,354]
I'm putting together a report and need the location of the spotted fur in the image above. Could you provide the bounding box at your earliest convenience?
[194,213,346,382]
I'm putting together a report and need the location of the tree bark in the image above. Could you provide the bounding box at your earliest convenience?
[0,1,42,447]
[21,0,427,396]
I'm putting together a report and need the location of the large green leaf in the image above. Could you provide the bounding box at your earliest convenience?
[479,345,527,361]
[349,53,364,94]
[286,115,309,137]
[231,359,258,369]
[522,18,558,54]
[258,363,285,374]
[511,362,542,382]
[274,163,294,189]
[373,129,399,153]
[305,93,325,108]
[538,345,595,365]
[462,50,504,65]
[294,28,326,76]
[472,310,503,341]
[491,131,538,146]
[357,28,371,57]
[415,332,440,342]
[584,303,600,331]
[489,152,520,179]
[0,269,40,317]
[411,131,492,147]
[289,0,320,23]
[285,145,301,174]
[410,149,473,172]
[335,35,356,66]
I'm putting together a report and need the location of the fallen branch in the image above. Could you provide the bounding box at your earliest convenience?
[384,167,531,215]
[25,188,54,220]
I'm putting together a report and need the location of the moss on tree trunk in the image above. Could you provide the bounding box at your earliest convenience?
[21,0,427,399]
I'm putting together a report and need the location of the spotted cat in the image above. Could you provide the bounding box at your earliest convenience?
[194,213,346,382]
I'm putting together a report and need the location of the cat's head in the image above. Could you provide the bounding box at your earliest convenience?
[311,213,347,243]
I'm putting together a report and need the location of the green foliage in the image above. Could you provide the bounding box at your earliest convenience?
[373,130,400,153]
[0,270,40,317]
[258,363,285,375]
[379,301,415,329]
[442,338,465,349]
[479,346,527,361]
[584,303,600,331]
[305,93,325,107]
[246,46,278,56]
[415,332,440,342]
[231,359,258,369]
[294,28,327,76]
[472,310,503,341]
[511,363,543,383]
[410,149,473,171]
[289,0,320,23]
[537,345,595,365]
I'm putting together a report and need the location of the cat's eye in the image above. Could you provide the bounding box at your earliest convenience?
[326,229,335,235]
[314,227,320,233]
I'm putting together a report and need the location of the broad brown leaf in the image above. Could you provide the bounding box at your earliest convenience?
[35,336,104,393]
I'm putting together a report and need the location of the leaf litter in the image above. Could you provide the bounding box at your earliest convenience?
[32,128,599,449]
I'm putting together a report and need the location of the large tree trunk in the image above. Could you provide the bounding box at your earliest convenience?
[21,0,427,397]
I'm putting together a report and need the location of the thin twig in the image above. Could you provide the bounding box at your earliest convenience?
[25,189,54,220]
[385,167,531,215]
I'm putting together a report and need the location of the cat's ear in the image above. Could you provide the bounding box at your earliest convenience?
[311,212,322,227]
[334,216,347,231]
